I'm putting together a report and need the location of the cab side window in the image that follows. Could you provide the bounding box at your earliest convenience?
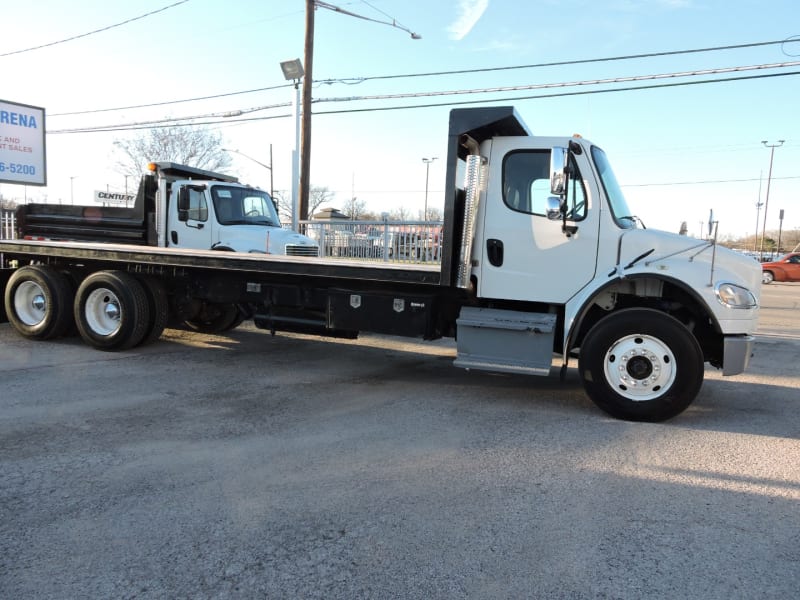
[187,188,208,222]
[502,150,587,220]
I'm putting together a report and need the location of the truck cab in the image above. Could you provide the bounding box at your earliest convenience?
[169,177,318,256]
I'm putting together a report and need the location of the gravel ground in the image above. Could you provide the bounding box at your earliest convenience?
[1,284,798,599]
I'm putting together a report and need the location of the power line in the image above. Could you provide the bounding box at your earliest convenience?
[315,0,420,39]
[316,37,800,84]
[44,36,799,118]
[0,0,191,58]
[623,175,800,187]
[50,84,293,117]
[47,69,800,134]
[313,70,800,116]
[314,60,800,104]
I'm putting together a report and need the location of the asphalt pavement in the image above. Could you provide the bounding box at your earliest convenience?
[1,284,798,598]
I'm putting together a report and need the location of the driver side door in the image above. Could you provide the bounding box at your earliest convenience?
[476,138,601,304]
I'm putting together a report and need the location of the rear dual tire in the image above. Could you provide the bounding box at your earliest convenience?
[4,265,74,340]
[74,271,151,351]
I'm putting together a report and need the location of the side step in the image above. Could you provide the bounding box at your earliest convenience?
[454,307,557,376]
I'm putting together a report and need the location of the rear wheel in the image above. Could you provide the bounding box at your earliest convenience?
[74,271,150,351]
[4,265,74,340]
[139,277,170,346]
[579,308,704,422]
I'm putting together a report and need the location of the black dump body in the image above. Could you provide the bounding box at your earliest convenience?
[14,162,238,246]
[16,174,158,245]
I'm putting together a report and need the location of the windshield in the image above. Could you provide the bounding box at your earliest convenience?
[591,146,635,229]
[211,185,280,226]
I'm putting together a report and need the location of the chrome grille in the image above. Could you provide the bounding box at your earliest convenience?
[285,244,319,257]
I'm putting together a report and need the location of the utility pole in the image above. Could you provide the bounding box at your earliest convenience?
[299,0,315,223]
[759,140,784,260]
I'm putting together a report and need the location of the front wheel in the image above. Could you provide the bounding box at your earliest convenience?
[762,270,774,284]
[579,308,704,422]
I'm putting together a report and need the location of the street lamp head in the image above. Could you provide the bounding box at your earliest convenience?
[410,32,422,40]
[280,59,304,81]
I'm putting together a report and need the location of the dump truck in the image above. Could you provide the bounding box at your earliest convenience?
[14,161,319,256]
[0,106,761,421]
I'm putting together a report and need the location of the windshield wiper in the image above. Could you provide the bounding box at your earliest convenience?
[619,215,646,229]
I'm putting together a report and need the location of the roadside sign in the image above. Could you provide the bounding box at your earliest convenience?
[0,99,46,186]
[94,190,135,206]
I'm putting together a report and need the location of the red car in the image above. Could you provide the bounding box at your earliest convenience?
[761,252,800,284]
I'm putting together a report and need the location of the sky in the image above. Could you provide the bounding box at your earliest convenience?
[1,0,799,241]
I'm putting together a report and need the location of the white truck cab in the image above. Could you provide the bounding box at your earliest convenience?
[169,178,318,256]
[139,161,316,256]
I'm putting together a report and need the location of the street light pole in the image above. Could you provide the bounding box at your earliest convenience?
[753,171,763,253]
[280,58,305,232]
[759,140,784,260]
[422,157,437,221]
[222,147,274,197]
[297,0,421,225]
[69,175,78,205]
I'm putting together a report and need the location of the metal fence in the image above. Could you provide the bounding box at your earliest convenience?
[0,210,442,265]
[300,219,443,264]
[0,209,16,240]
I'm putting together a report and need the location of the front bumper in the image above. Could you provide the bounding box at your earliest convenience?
[722,335,755,376]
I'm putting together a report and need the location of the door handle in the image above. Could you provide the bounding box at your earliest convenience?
[487,239,504,267]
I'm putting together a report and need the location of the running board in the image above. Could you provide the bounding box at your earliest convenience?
[454,307,557,376]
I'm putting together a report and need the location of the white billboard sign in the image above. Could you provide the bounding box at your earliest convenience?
[94,190,135,206]
[0,99,46,186]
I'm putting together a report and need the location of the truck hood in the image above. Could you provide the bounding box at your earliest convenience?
[214,225,319,256]
[615,228,763,295]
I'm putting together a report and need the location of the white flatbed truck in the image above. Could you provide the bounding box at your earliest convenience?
[0,106,761,421]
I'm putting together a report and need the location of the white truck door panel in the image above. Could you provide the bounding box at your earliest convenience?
[170,186,213,249]
[477,138,601,304]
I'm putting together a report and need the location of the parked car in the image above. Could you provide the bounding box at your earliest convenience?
[761,252,800,283]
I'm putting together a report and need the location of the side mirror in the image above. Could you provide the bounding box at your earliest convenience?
[550,147,569,195]
[545,196,562,221]
[177,187,190,222]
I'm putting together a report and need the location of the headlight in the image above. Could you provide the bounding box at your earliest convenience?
[715,282,757,308]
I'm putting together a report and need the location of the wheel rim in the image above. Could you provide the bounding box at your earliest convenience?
[84,287,122,336]
[762,272,773,284]
[603,334,677,401]
[14,281,48,326]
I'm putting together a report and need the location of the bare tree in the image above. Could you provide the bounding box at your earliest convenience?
[113,126,232,180]
[274,186,335,223]
[422,206,443,222]
[390,206,412,221]
[309,186,335,218]
[342,196,367,220]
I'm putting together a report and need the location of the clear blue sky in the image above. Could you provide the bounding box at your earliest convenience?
[2,0,798,240]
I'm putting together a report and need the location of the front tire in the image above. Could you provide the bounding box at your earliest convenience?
[762,270,774,284]
[579,308,704,422]
[4,265,74,340]
[74,271,150,351]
